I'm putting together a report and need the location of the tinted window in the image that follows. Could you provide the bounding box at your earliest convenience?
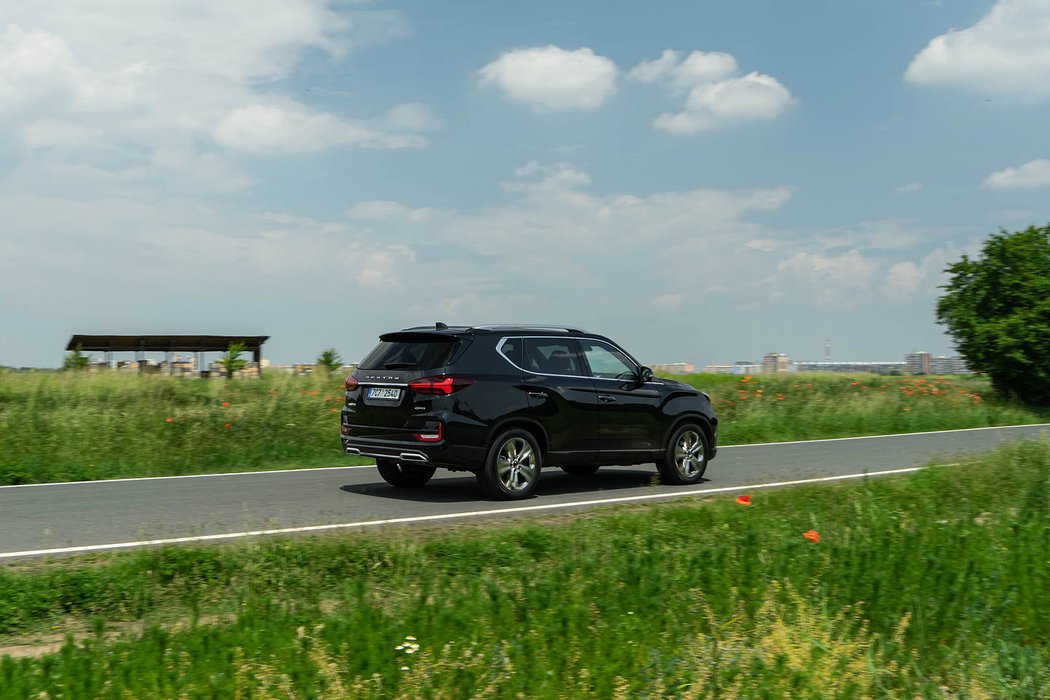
[499,338,523,367]
[359,335,458,370]
[581,339,636,379]
[524,338,583,376]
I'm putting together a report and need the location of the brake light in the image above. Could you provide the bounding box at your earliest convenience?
[408,376,475,395]
[344,376,359,391]
[414,422,443,442]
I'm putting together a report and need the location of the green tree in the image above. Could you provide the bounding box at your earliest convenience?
[216,341,247,379]
[315,348,342,373]
[63,344,90,370]
[936,224,1050,404]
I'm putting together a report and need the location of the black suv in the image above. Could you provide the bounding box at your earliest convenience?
[341,324,717,500]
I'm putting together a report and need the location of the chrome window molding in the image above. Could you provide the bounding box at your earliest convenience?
[496,335,657,383]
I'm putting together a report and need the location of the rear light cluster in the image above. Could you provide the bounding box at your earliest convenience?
[344,376,359,391]
[414,422,443,442]
[408,376,475,395]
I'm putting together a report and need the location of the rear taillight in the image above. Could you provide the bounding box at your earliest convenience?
[414,422,443,442]
[344,375,359,391]
[408,376,475,395]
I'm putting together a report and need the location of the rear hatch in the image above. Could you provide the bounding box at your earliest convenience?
[346,332,465,439]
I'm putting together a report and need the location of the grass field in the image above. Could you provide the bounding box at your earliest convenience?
[1,440,1048,697]
[0,369,1046,485]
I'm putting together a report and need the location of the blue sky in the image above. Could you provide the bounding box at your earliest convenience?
[2,0,1049,368]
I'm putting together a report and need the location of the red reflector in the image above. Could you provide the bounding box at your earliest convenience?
[408,376,475,395]
[344,375,359,391]
[414,422,443,442]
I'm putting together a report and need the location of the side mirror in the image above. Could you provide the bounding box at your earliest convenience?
[640,366,654,382]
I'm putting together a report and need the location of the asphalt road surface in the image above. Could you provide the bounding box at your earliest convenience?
[2,424,1048,560]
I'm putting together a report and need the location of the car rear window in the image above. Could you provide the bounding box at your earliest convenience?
[358,334,459,371]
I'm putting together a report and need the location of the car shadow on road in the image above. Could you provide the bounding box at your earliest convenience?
[341,467,709,503]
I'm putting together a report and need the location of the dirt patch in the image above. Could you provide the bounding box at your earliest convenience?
[0,613,235,661]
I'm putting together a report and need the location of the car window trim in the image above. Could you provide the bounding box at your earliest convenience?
[496,335,653,382]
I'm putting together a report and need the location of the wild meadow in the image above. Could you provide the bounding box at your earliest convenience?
[0,369,1045,485]
[1,440,1048,697]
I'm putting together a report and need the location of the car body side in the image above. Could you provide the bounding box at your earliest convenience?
[340,329,717,473]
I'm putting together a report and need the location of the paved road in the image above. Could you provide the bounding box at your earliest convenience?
[2,424,1048,560]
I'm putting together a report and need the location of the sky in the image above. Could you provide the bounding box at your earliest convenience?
[2,0,1050,368]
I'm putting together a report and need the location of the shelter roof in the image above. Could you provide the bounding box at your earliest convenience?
[66,335,269,352]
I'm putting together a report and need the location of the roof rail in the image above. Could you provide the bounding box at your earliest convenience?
[468,324,587,334]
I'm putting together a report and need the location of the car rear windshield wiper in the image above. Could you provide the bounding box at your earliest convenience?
[383,362,419,369]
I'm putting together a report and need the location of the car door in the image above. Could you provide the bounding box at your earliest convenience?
[578,338,665,461]
[521,337,600,464]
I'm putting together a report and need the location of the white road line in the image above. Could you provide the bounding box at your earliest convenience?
[716,423,1050,450]
[2,423,1046,490]
[0,464,377,489]
[0,464,938,559]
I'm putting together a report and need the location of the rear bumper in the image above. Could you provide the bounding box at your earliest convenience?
[340,435,485,470]
[343,443,431,463]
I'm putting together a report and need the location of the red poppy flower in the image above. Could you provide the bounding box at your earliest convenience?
[221,402,230,408]
[735,495,751,506]
[224,423,232,429]
[803,530,820,543]
[165,417,173,423]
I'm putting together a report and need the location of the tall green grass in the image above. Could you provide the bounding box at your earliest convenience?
[0,369,1046,485]
[1,441,1048,697]
[0,370,363,484]
[682,372,1047,444]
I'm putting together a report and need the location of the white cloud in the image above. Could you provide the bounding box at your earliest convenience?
[653,293,684,308]
[983,159,1050,189]
[745,239,779,252]
[214,103,372,154]
[895,182,923,193]
[212,101,435,154]
[0,2,431,187]
[347,200,434,222]
[478,45,618,111]
[631,50,793,133]
[905,0,1050,97]
[884,261,923,298]
[504,161,592,192]
[627,49,737,90]
[777,250,877,305]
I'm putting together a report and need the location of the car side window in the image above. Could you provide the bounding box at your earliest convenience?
[581,340,637,379]
[499,338,523,367]
[523,338,583,376]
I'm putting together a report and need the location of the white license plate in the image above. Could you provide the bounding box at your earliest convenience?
[367,387,401,400]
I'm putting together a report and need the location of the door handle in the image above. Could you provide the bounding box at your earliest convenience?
[528,392,546,399]
[598,394,617,403]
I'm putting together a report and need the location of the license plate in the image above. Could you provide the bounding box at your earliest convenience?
[367,387,401,400]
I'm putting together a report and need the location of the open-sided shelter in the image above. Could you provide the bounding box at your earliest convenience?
[65,334,269,375]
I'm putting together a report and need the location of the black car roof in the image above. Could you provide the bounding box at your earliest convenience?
[398,324,591,336]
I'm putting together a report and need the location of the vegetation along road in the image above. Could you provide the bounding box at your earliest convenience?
[3,423,1047,560]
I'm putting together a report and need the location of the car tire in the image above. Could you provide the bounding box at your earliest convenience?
[479,428,542,500]
[376,458,436,488]
[656,423,710,485]
[560,465,600,476]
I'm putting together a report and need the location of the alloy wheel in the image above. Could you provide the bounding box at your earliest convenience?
[496,436,537,493]
[673,429,705,479]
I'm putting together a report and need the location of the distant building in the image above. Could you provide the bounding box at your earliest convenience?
[794,361,907,375]
[906,351,969,375]
[762,352,790,373]
[702,364,736,374]
[906,351,932,375]
[651,362,695,374]
[930,355,970,374]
